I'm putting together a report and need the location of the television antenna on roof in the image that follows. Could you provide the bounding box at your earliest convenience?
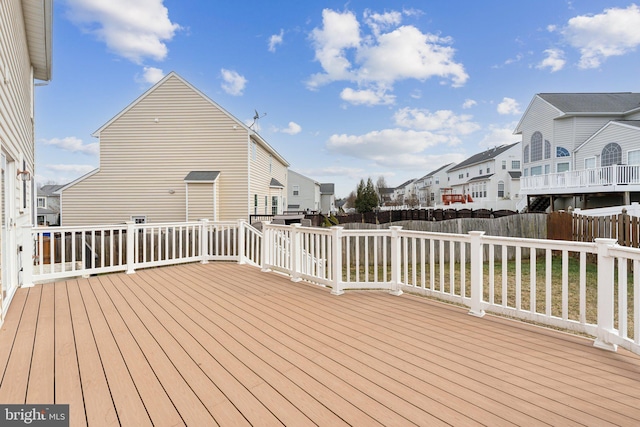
[250,109,267,129]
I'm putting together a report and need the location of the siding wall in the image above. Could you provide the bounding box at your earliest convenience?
[186,182,214,221]
[248,138,288,215]
[575,124,640,168]
[521,97,559,174]
[287,170,319,211]
[62,75,255,225]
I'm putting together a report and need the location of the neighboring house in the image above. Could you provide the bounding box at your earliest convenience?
[446,142,522,209]
[61,72,289,225]
[415,163,456,207]
[0,0,52,321]
[37,184,63,226]
[287,170,320,212]
[391,179,417,205]
[320,183,336,215]
[516,93,640,211]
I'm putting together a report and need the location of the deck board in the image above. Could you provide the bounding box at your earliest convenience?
[1,262,640,426]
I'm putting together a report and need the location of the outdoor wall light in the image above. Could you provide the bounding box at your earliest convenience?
[168,189,175,194]
[16,170,31,181]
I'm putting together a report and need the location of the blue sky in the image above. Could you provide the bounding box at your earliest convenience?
[35,0,640,197]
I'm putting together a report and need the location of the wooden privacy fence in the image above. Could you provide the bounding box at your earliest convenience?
[548,209,640,248]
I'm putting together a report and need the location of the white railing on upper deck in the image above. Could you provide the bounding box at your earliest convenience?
[521,164,640,191]
[261,223,640,355]
[23,219,261,284]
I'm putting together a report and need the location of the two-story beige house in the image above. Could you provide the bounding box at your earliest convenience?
[1,0,52,320]
[61,72,289,225]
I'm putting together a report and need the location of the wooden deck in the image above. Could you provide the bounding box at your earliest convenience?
[1,263,640,426]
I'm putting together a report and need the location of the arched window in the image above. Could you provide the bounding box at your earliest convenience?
[497,181,505,198]
[601,143,622,167]
[556,147,570,157]
[531,132,543,162]
[524,144,530,163]
[544,140,551,159]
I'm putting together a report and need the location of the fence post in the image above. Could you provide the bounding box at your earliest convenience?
[126,221,136,274]
[594,238,618,352]
[290,223,302,282]
[21,225,34,287]
[468,231,486,317]
[237,219,246,265]
[261,221,271,272]
[331,226,344,295]
[200,219,209,264]
[389,226,403,296]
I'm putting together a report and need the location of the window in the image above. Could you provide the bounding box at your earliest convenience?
[430,193,435,201]
[486,167,490,174]
[511,160,520,170]
[479,169,483,175]
[254,194,258,214]
[557,162,570,173]
[544,140,551,159]
[271,196,278,215]
[530,166,542,175]
[524,145,530,163]
[292,185,299,196]
[544,164,550,175]
[502,160,506,170]
[556,147,570,157]
[483,182,487,198]
[601,143,622,167]
[497,181,505,198]
[531,132,543,162]
[585,157,596,169]
[264,196,268,214]
[458,173,463,179]
[466,172,469,177]
[628,149,640,165]
[37,197,46,208]
[131,216,146,224]
[435,176,439,184]
[524,168,529,177]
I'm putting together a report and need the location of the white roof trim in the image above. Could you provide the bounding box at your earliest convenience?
[514,94,563,135]
[59,168,100,192]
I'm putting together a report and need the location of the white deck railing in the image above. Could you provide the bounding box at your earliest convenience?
[23,219,261,284]
[20,219,640,356]
[261,223,640,355]
[522,164,640,191]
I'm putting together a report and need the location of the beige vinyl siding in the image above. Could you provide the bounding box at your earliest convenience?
[249,138,288,216]
[62,75,250,225]
[575,124,640,169]
[186,183,214,221]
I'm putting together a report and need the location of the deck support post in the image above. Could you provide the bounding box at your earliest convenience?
[21,225,34,287]
[594,238,618,352]
[330,226,344,295]
[126,221,136,274]
[200,219,209,264]
[290,224,302,282]
[468,231,486,317]
[237,219,246,265]
[389,226,403,296]
[261,221,271,272]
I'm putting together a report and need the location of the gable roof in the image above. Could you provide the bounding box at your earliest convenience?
[270,178,285,188]
[537,93,640,115]
[38,184,64,196]
[92,71,289,167]
[394,179,416,190]
[575,120,640,153]
[449,142,519,172]
[184,171,220,182]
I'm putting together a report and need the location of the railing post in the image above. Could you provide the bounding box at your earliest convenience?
[290,223,302,282]
[594,238,618,352]
[331,226,344,295]
[237,219,246,265]
[21,225,34,287]
[126,221,136,274]
[200,219,209,264]
[261,221,271,272]
[389,226,403,296]
[468,231,486,317]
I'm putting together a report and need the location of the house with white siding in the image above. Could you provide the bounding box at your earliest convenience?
[287,170,320,212]
[516,93,640,211]
[37,184,63,226]
[0,0,52,321]
[415,163,455,207]
[445,142,522,210]
[61,72,289,225]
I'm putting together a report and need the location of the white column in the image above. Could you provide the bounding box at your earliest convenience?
[389,226,403,296]
[290,223,302,282]
[261,221,272,272]
[237,219,246,265]
[468,231,486,317]
[594,238,618,352]
[126,221,136,274]
[330,226,344,295]
[21,225,34,287]
[199,218,209,264]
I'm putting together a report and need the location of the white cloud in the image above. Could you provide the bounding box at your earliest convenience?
[393,107,480,142]
[307,8,467,94]
[65,0,180,64]
[537,49,565,72]
[220,69,247,96]
[138,66,165,84]
[45,164,97,174]
[478,123,519,148]
[41,137,99,155]
[268,29,284,52]
[303,166,366,180]
[561,4,640,69]
[497,97,521,115]
[340,87,395,106]
[462,99,477,109]
[278,122,302,135]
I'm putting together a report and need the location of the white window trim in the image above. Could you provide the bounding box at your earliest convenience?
[627,149,640,165]
[131,215,147,224]
[584,156,596,169]
[556,162,570,173]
